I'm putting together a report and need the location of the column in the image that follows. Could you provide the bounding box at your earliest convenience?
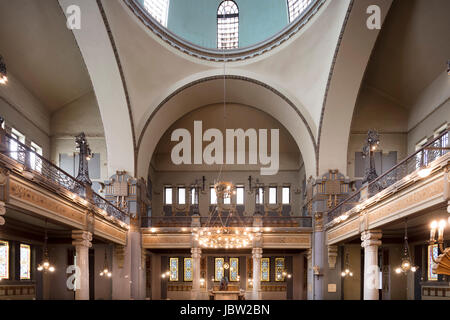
[0,201,5,226]
[252,248,262,300]
[191,247,202,299]
[313,213,324,300]
[361,230,382,300]
[72,230,92,300]
[306,249,313,300]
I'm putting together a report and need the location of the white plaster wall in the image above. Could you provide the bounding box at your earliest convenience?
[0,72,51,157]
[407,71,450,154]
[50,90,109,183]
[343,245,361,300]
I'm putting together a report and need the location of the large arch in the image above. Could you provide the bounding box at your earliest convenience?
[136,76,317,180]
[317,0,393,176]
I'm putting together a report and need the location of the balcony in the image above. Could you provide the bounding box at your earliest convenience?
[0,130,130,244]
[326,129,449,245]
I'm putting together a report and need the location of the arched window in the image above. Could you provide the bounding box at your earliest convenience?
[287,0,312,23]
[217,1,239,50]
[144,0,170,27]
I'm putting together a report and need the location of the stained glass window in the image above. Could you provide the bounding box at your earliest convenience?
[428,244,438,281]
[0,240,9,280]
[261,258,270,282]
[217,1,239,50]
[20,244,31,280]
[230,258,239,281]
[275,258,285,281]
[215,258,224,281]
[169,257,178,281]
[184,258,193,282]
[143,0,169,27]
[287,0,312,23]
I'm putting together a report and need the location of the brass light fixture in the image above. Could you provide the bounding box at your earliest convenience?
[341,252,353,278]
[37,219,55,273]
[0,55,7,85]
[395,219,418,274]
[99,249,112,278]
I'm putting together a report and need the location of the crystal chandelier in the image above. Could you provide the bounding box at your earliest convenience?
[195,226,255,249]
[37,219,55,273]
[395,219,418,274]
[193,180,257,249]
[341,252,353,277]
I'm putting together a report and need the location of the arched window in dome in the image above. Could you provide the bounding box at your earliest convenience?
[287,0,312,23]
[144,0,170,27]
[217,1,239,50]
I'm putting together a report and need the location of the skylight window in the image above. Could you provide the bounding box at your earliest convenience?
[287,0,312,23]
[217,1,239,50]
[144,0,169,27]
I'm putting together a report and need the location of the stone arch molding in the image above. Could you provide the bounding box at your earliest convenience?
[136,75,318,180]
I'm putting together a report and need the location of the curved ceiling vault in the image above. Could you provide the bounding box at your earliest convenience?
[58,0,390,181]
[136,76,317,179]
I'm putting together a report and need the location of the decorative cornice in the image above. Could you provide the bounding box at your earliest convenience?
[124,0,326,62]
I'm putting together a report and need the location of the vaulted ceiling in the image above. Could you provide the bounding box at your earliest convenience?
[0,0,92,113]
[363,0,450,109]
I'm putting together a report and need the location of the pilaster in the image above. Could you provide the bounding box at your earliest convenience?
[72,230,92,300]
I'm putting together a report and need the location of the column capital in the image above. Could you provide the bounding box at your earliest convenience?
[72,230,93,248]
[252,247,262,258]
[361,230,382,248]
[191,247,202,258]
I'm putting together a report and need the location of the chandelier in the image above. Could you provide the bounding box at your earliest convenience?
[395,219,418,274]
[341,252,353,278]
[193,180,257,249]
[37,219,55,273]
[99,250,112,278]
[195,226,254,249]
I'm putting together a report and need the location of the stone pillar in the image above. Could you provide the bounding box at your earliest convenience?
[361,230,382,300]
[306,249,313,300]
[0,201,5,226]
[313,212,324,300]
[252,248,262,300]
[72,230,92,300]
[191,247,202,299]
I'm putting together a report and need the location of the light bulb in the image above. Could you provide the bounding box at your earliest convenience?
[104,268,108,274]
[395,268,402,274]
[43,261,50,268]
[100,272,104,276]
[49,266,55,272]
[418,167,431,178]
[107,272,112,277]
[349,272,353,277]
[438,219,446,229]
[341,272,346,277]
[161,274,166,278]
[411,267,417,272]
[37,266,43,271]
[345,269,350,274]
